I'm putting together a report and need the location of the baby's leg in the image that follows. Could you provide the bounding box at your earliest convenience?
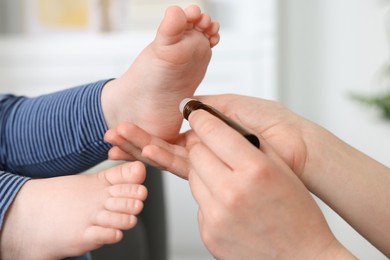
[102,5,220,141]
[0,162,147,260]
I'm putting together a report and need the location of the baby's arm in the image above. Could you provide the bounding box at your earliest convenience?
[0,172,29,229]
[0,80,112,178]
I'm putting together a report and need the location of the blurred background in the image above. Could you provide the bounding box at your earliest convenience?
[0,0,389,259]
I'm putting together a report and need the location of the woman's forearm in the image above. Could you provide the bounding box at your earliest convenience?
[303,125,390,256]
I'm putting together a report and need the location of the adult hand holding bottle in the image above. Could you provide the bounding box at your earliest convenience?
[106,94,390,258]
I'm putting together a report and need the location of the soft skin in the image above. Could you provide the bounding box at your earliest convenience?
[0,162,147,260]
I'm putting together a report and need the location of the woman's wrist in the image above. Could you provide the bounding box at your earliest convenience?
[315,238,357,260]
[299,122,340,191]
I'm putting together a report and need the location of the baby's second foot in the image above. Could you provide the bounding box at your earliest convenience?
[102,5,220,141]
[0,162,147,260]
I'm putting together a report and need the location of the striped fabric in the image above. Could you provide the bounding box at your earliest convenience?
[0,79,113,229]
[0,172,29,229]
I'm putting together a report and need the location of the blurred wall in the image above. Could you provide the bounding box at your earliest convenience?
[279,0,389,259]
[0,1,23,33]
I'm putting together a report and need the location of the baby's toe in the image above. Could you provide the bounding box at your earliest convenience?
[195,13,212,31]
[94,210,138,230]
[184,5,202,22]
[105,197,144,215]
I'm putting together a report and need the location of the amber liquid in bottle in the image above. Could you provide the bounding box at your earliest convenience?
[180,98,260,148]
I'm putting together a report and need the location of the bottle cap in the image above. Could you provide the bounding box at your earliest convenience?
[179,98,195,114]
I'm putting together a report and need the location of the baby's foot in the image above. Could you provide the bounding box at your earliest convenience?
[0,162,147,260]
[102,5,220,141]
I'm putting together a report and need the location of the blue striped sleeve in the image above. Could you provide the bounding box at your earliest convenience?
[0,79,112,178]
[0,171,29,230]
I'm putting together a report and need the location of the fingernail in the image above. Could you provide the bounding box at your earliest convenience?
[130,215,136,224]
[137,186,145,196]
[133,200,140,209]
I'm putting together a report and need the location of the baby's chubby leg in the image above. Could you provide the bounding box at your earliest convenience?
[102,5,220,141]
[0,162,147,260]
